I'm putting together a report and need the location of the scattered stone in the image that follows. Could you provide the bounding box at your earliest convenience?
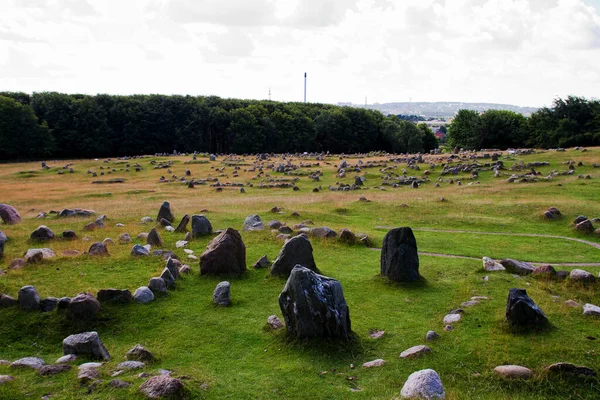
[18,285,40,310]
[500,259,535,275]
[97,289,132,303]
[443,313,461,324]
[174,214,190,233]
[9,258,25,270]
[380,227,420,282]
[310,227,337,239]
[141,217,154,224]
[575,219,595,234]
[545,362,596,376]
[160,268,175,289]
[138,232,149,240]
[369,330,385,339]
[268,220,282,229]
[148,277,167,294]
[77,367,100,382]
[126,344,155,363]
[63,331,110,360]
[444,325,454,331]
[532,264,556,276]
[25,248,55,261]
[38,364,71,376]
[119,233,132,243]
[118,361,145,370]
[175,240,188,248]
[583,303,600,316]
[267,315,284,330]
[159,218,172,227]
[147,228,163,247]
[156,201,174,223]
[276,233,291,241]
[338,228,356,244]
[400,369,446,400]
[570,269,596,282]
[0,375,15,384]
[68,293,101,319]
[62,230,77,240]
[79,362,103,370]
[11,357,45,370]
[243,214,264,231]
[564,300,580,307]
[0,204,22,225]
[493,365,533,380]
[506,288,547,326]
[270,234,318,277]
[179,265,191,274]
[200,228,246,275]
[482,257,505,271]
[253,255,270,269]
[212,281,231,306]
[461,300,480,308]
[55,354,77,364]
[362,359,385,368]
[400,345,431,359]
[88,242,109,256]
[425,330,440,341]
[133,287,155,303]
[40,297,59,312]
[0,294,17,308]
[131,244,150,256]
[110,379,131,388]
[139,375,184,399]
[555,270,569,280]
[165,257,181,280]
[278,265,351,339]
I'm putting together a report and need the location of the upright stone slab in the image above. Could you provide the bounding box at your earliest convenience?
[191,215,213,238]
[278,265,351,339]
[270,234,318,277]
[147,228,163,247]
[506,288,547,326]
[174,214,190,233]
[200,228,246,275]
[18,285,40,310]
[380,227,420,282]
[156,201,174,223]
[212,281,231,306]
[0,204,22,225]
[165,257,181,280]
[63,331,110,360]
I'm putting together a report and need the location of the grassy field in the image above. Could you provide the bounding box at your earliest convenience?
[0,148,599,399]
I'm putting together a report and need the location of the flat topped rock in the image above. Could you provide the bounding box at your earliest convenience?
[545,362,596,376]
[400,345,431,359]
[400,369,446,399]
[443,314,461,324]
[570,269,595,282]
[482,257,505,271]
[494,365,533,379]
[500,259,535,275]
[24,248,55,261]
[63,331,110,360]
[38,364,71,376]
[139,375,184,399]
[117,361,145,370]
[11,357,45,370]
[126,344,155,362]
[583,303,600,316]
[362,359,385,368]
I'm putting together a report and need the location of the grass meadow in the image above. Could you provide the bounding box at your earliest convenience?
[0,148,599,399]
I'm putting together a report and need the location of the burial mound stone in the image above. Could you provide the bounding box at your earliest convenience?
[212,281,231,306]
[506,288,547,326]
[270,234,317,277]
[63,331,110,360]
[243,214,264,231]
[380,227,420,282]
[68,293,101,319]
[200,228,246,275]
[0,230,6,258]
[97,289,132,303]
[147,228,163,247]
[18,285,40,310]
[134,287,155,303]
[174,214,190,233]
[30,225,54,241]
[400,369,446,399]
[88,242,109,256]
[156,201,174,223]
[0,204,22,225]
[191,215,213,238]
[278,265,351,339]
[500,259,535,275]
[139,375,184,399]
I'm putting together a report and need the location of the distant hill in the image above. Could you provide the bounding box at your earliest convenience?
[337,102,539,118]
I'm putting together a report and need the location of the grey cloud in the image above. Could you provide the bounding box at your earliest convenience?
[202,28,255,63]
[164,0,277,26]
[285,0,358,28]
[59,0,98,17]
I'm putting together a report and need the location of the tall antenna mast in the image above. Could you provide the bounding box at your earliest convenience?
[268,87,271,101]
[304,72,307,103]
[365,96,367,108]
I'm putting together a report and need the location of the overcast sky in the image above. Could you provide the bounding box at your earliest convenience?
[1,0,600,107]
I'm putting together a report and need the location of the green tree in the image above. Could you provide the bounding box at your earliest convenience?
[447,110,481,150]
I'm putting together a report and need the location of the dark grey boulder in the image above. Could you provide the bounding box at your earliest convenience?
[212,281,231,306]
[18,285,40,310]
[506,288,548,326]
[310,227,337,239]
[278,265,351,339]
[146,228,163,247]
[174,214,190,233]
[30,225,54,241]
[253,255,270,269]
[68,293,101,319]
[0,229,6,258]
[338,228,356,244]
[200,228,246,275]
[88,242,109,256]
[148,277,167,294]
[545,362,596,376]
[63,331,110,360]
[62,230,77,240]
[380,227,420,282]
[574,215,588,225]
[40,297,59,312]
[0,294,17,308]
[165,257,181,280]
[156,201,174,223]
[126,344,155,362]
[500,259,535,275]
[131,244,150,256]
[38,363,71,376]
[575,219,595,234]
[243,214,264,231]
[133,286,154,303]
[97,289,132,303]
[57,297,71,310]
[270,234,318,277]
[159,218,172,227]
[160,268,175,289]
[278,226,293,234]
[0,204,22,225]
[268,220,282,229]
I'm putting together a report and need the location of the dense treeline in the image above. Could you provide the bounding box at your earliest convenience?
[0,92,438,160]
[447,96,600,150]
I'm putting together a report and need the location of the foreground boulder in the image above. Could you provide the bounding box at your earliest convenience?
[212,281,231,306]
[134,287,155,303]
[63,331,110,360]
[278,265,351,339]
[575,219,595,234]
[156,201,174,223]
[200,228,246,275]
[131,244,150,256]
[506,288,547,326]
[68,293,102,319]
[500,259,535,275]
[400,369,446,399]
[139,375,184,399]
[30,225,54,241]
[18,285,40,310]
[191,215,213,238]
[270,234,318,277]
[570,269,596,282]
[0,204,22,225]
[380,227,420,282]
[583,303,600,316]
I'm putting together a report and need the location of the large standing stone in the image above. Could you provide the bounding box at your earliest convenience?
[160,268,175,289]
[147,228,163,247]
[30,225,54,241]
[400,369,446,399]
[174,214,190,233]
[270,234,318,277]
[165,257,181,280]
[500,259,535,275]
[88,242,109,256]
[0,204,22,225]
[18,285,40,310]
[191,215,213,238]
[63,331,110,360]
[68,293,102,319]
[156,201,174,223]
[243,214,264,231]
[139,375,184,399]
[506,288,547,326]
[200,228,246,275]
[212,281,231,306]
[0,229,6,258]
[96,289,132,303]
[380,227,420,282]
[278,265,351,339]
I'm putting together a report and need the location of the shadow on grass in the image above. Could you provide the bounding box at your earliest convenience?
[373,274,431,291]
[275,331,366,363]
[500,320,556,336]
